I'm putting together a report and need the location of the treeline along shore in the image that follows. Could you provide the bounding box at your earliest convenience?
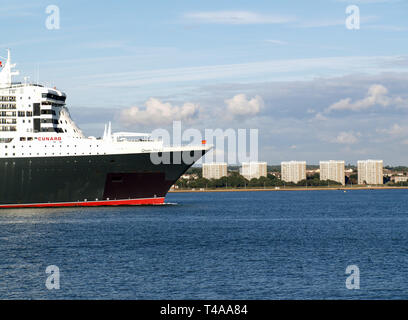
[169,186,408,193]
[170,166,408,192]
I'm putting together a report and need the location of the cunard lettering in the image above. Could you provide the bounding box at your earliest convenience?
[37,137,62,141]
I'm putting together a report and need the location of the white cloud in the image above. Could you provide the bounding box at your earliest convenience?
[225,94,263,116]
[314,112,328,121]
[365,25,407,31]
[334,131,360,144]
[297,19,345,28]
[184,11,294,25]
[76,55,408,88]
[297,15,377,28]
[326,84,408,113]
[377,123,408,136]
[265,39,288,45]
[120,98,199,126]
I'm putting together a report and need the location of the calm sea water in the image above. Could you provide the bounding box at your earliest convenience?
[0,190,408,299]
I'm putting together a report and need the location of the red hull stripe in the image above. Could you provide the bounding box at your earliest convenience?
[0,197,165,209]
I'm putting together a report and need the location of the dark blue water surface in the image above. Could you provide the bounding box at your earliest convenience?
[1,190,408,299]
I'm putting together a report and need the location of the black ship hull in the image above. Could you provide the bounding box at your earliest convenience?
[0,150,205,208]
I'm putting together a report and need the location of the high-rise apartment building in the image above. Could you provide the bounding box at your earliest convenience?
[202,162,228,179]
[320,160,345,185]
[281,161,306,183]
[241,162,267,180]
[357,160,383,185]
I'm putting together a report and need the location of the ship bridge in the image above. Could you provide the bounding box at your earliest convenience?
[0,50,84,141]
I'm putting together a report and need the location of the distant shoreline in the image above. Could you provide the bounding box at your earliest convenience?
[169,186,408,193]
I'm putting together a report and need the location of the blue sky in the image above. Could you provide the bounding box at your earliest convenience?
[1,0,408,164]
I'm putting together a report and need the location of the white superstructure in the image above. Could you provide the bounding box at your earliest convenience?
[0,50,208,159]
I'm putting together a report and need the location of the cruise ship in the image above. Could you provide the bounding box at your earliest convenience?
[0,50,210,208]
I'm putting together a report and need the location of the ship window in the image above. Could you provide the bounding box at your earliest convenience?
[41,109,56,115]
[33,119,40,132]
[33,103,41,116]
[42,93,66,102]
[0,125,17,132]
[20,137,26,141]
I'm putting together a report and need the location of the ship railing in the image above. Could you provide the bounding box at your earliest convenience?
[164,144,212,152]
[10,83,44,88]
[112,132,160,143]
